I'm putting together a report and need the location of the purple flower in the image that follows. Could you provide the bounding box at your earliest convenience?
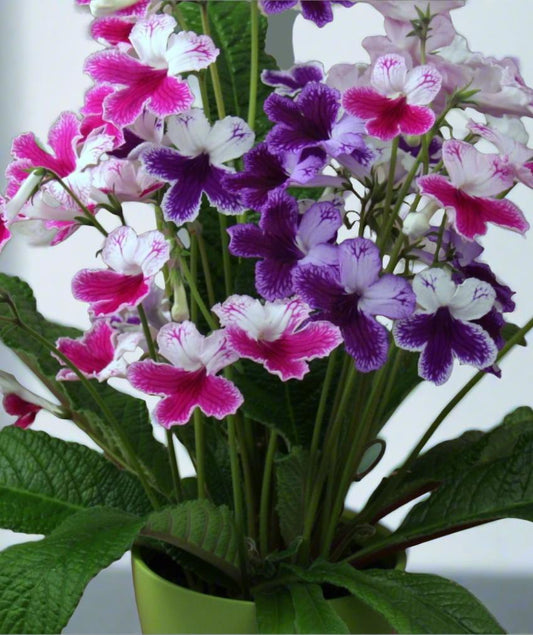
[393,269,498,385]
[265,82,368,158]
[228,192,342,300]
[259,0,354,28]
[142,109,254,224]
[261,62,325,96]
[224,142,331,211]
[294,238,416,372]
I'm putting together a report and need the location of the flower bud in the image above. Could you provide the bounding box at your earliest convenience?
[89,0,140,17]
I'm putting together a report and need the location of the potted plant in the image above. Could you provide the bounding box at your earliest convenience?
[0,0,532,633]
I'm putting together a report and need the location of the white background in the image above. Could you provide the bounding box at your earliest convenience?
[0,1,532,631]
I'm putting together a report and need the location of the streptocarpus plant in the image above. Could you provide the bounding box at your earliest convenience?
[0,1,532,633]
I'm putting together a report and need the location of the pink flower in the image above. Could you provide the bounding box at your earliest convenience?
[76,0,150,18]
[343,54,441,141]
[2,394,42,429]
[213,296,342,381]
[362,0,465,21]
[56,320,141,381]
[72,226,169,316]
[418,139,529,240]
[128,322,243,427]
[85,14,219,126]
[0,197,11,253]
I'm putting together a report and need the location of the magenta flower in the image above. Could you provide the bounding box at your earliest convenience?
[0,198,11,253]
[228,193,342,300]
[56,320,141,382]
[80,85,124,147]
[393,269,498,385]
[343,54,442,141]
[85,14,218,127]
[142,108,254,224]
[128,322,243,427]
[72,226,169,316]
[2,394,42,429]
[418,139,529,240]
[294,238,416,372]
[213,296,342,381]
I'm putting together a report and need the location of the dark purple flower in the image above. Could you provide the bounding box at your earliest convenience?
[265,82,368,158]
[228,192,342,300]
[261,62,325,96]
[294,238,415,372]
[224,142,332,211]
[260,0,354,28]
[142,109,254,224]
[393,268,498,385]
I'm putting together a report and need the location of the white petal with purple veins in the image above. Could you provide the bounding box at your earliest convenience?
[404,65,442,105]
[448,278,495,321]
[130,15,176,69]
[102,226,142,275]
[206,117,255,165]
[372,54,407,96]
[360,274,415,318]
[135,230,170,277]
[413,268,456,312]
[166,31,219,76]
[338,238,381,293]
[167,109,211,156]
[157,321,205,371]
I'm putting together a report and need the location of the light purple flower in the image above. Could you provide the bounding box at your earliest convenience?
[213,296,342,381]
[142,108,254,224]
[362,0,465,20]
[294,238,415,372]
[128,322,243,427]
[393,268,498,385]
[72,226,169,316]
[261,62,325,96]
[418,139,529,240]
[343,54,442,141]
[228,193,341,300]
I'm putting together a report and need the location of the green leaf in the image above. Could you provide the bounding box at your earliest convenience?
[0,427,151,534]
[359,407,533,561]
[0,507,144,634]
[0,274,174,499]
[288,583,349,634]
[179,1,278,138]
[293,562,504,634]
[275,447,309,545]
[142,499,241,583]
[255,587,296,634]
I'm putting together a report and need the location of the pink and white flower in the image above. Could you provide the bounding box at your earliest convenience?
[72,226,169,316]
[0,197,12,253]
[362,0,465,21]
[128,322,243,427]
[56,320,142,381]
[213,296,342,381]
[343,54,442,141]
[76,0,150,18]
[85,14,219,127]
[91,155,161,203]
[418,139,529,240]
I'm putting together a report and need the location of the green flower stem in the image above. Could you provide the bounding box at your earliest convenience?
[200,2,226,119]
[259,430,278,557]
[328,353,352,426]
[432,212,448,266]
[379,136,400,250]
[194,227,216,308]
[11,312,161,509]
[172,4,189,30]
[190,233,199,323]
[247,0,259,130]
[372,347,404,435]
[193,408,207,499]
[178,254,218,330]
[137,304,157,360]
[218,213,233,297]
[347,315,533,544]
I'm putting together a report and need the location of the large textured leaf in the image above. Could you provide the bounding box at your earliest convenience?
[179,1,278,138]
[255,587,296,634]
[357,407,533,561]
[288,583,349,634]
[142,499,241,582]
[0,507,144,634]
[293,562,504,634]
[0,426,151,534]
[0,274,174,499]
[275,447,308,546]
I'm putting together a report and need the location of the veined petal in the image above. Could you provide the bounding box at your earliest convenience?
[404,65,442,105]
[145,75,194,118]
[165,31,219,76]
[129,14,176,68]
[128,360,194,396]
[413,268,456,312]
[371,54,407,96]
[297,201,341,250]
[293,264,343,315]
[398,105,435,136]
[393,312,434,351]
[481,196,529,235]
[166,109,211,156]
[102,226,142,275]
[72,269,149,316]
[227,223,270,259]
[206,117,255,165]
[56,321,115,378]
[256,258,297,301]
[450,319,498,368]
[134,230,170,277]
[91,16,134,45]
[342,312,389,372]
[360,274,415,318]
[343,87,390,120]
[156,321,205,371]
[197,375,243,419]
[449,278,495,321]
[338,238,381,293]
[203,165,243,215]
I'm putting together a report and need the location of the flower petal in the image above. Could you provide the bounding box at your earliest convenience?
[342,312,389,372]
[197,375,243,419]
[206,117,255,165]
[413,268,456,312]
[72,269,149,316]
[166,31,219,76]
[156,321,205,371]
[449,278,495,321]
[338,238,381,293]
[360,274,415,318]
[404,65,442,105]
[371,54,407,96]
[166,109,211,156]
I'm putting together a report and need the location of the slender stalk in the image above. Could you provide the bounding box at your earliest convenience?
[247,0,260,130]
[194,408,207,499]
[190,233,199,323]
[379,137,399,250]
[195,226,216,308]
[178,254,218,330]
[166,430,184,502]
[200,2,226,119]
[138,304,157,360]
[218,213,233,297]
[259,430,278,557]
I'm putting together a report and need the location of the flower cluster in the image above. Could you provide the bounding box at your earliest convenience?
[1,0,530,432]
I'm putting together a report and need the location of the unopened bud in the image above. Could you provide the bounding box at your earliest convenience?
[0,371,69,418]
[89,0,140,17]
[4,171,42,220]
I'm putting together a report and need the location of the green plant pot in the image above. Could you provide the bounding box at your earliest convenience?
[132,546,406,634]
